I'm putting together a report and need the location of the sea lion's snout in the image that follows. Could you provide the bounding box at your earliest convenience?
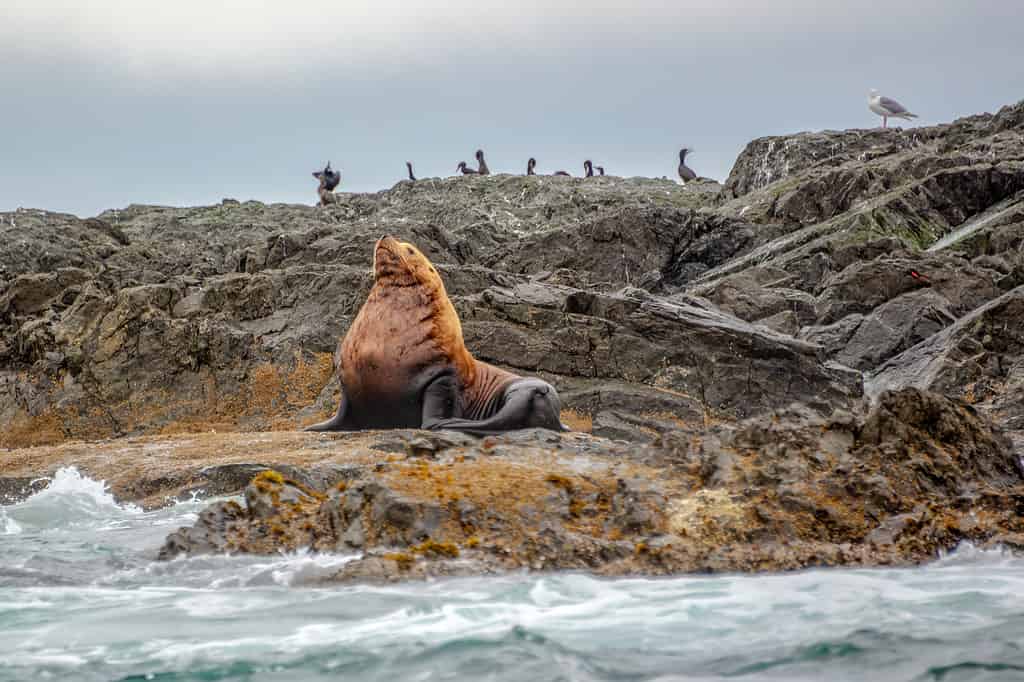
[373,236,411,281]
[375,235,399,255]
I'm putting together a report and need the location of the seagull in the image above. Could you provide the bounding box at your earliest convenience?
[868,89,918,129]
[678,148,696,183]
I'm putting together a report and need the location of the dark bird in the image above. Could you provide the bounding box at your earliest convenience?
[553,170,571,176]
[457,161,479,175]
[406,162,416,181]
[678,149,697,183]
[312,161,341,206]
[527,157,537,175]
[595,166,605,176]
[584,160,594,177]
[312,161,341,191]
[475,149,490,175]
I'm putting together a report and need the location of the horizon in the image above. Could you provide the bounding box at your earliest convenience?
[3,0,1023,218]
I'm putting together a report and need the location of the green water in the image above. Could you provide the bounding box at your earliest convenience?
[2,467,1023,681]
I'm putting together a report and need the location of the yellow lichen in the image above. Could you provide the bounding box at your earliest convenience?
[384,552,415,570]
[545,474,574,492]
[411,539,460,559]
[560,408,593,433]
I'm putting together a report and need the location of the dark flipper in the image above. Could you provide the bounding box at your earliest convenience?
[304,391,353,431]
[423,378,566,436]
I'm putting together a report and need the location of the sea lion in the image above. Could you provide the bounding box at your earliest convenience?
[678,149,696,183]
[475,149,490,175]
[305,236,567,435]
[456,161,479,175]
[406,161,416,181]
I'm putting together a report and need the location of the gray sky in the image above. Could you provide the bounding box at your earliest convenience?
[2,0,1022,217]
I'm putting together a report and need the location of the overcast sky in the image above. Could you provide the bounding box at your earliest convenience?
[2,1,1022,217]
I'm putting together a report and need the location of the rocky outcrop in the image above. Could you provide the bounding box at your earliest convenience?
[867,286,1024,456]
[4,103,1023,449]
[152,388,1024,580]
[0,173,857,445]
[3,99,1024,579]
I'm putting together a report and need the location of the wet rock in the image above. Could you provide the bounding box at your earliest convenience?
[0,476,49,504]
[158,499,246,559]
[153,387,1024,580]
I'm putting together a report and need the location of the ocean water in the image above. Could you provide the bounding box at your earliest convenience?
[2,468,1024,682]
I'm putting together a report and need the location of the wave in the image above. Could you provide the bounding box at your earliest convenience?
[1,466,142,530]
[0,508,22,535]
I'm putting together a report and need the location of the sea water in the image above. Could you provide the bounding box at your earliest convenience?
[2,467,1023,681]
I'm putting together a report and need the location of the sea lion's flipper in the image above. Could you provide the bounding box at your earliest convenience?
[304,391,353,432]
[424,378,564,436]
[420,374,460,428]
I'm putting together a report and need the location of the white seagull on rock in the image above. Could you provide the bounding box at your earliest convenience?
[868,89,918,129]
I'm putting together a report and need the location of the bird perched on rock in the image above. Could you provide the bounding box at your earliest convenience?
[406,162,416,181]
[475,149,490,175]
[313,161,341,190]
[678,148,696,184]
[583,160,595,178]
[595,166,605,176]
[868,89,918,129]
[526,158,537,175]
[456,161,479,175]
[312,161,341,205]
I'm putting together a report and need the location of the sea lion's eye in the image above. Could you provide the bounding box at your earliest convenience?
[406,247,415,255]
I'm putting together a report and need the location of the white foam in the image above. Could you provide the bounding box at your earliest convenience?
[5,466,142,530]
[1,508,22,534]
[934,541,1019,567]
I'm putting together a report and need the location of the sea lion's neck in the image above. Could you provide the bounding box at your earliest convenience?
[462,361,518,419]
[373,276,476,377]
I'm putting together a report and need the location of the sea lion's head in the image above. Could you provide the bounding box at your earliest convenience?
[373,236,445,293]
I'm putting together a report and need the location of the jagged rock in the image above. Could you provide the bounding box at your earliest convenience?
[6,99,1024,583]
[867,286,1024,456]
[151,388,1024,579]
[5,103,1024,445]
[0,476,49,504]
[832,289,955,370]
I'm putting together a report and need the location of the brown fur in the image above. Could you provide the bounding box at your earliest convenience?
[339,237,517,416]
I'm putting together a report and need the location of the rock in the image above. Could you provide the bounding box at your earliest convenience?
[158,499,246,559]
[5,103,1024,444]
[833,289,956,369]
[152,387,1024,579]
[867,286,1024,456]
[0,476,49,504]
[6,99,1024,581]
